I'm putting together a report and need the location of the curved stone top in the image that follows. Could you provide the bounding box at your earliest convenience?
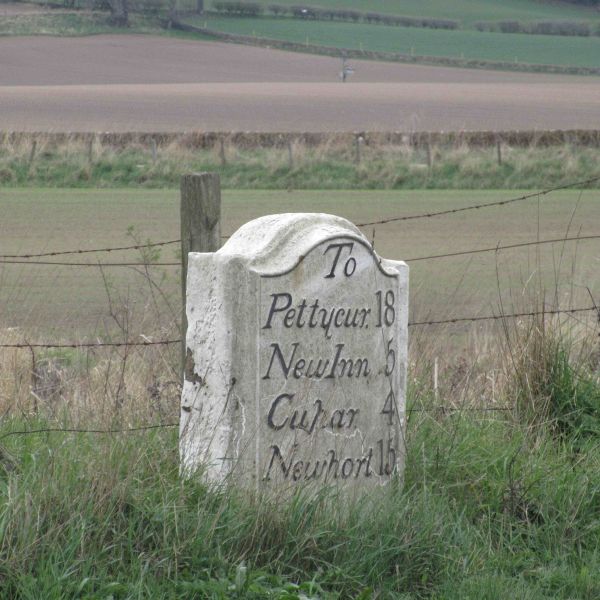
[219,213,380,276]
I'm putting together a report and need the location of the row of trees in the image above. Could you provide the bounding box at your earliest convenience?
[100,0,203,27]
[475,19,599,37]
[558,0,599,5]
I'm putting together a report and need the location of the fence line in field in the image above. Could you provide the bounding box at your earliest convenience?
[0,423,180,443]
[0,403,518,443]
[404,233,600,262]
[1,171,599,441]
[355,175,600,227]
[3,174,598,261]
[2,232,598,268]
[0,239,180,260]
[408,306,599,327]
[0,259,180,267]
[0,306,597,351]
[0,339,181,349]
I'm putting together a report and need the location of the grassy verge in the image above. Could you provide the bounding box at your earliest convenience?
[2,139,600,190]
[1,320,599,598]
[186,14,600,69]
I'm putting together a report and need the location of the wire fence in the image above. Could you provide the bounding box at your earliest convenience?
[0,239,180,260]
[0,339,180,349]
[0,175,598,440]
[0,403,516,442]
[0,306,596,349]
[4,175,598,261]
[0,259,180,267]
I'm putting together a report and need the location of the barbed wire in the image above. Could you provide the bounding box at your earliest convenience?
[7,231,600,267]
[1,307,596,349]
[0,259,180,267]
[0,239,180,260]
[408,305,598,327]
[0,406,514,443]
[355,175,600,227]
[409,406,511,413]
[405,233,600,262]
[0,423,179,443]
[0,339,181,349]
[4,176,598,259]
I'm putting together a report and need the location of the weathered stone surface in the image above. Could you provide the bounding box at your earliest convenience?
[180,213,408,497]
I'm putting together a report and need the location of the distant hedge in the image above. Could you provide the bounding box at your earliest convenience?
[212,1,263,16]
[211,2,459,30]
[475,19,598,37]
[554,0,599,5]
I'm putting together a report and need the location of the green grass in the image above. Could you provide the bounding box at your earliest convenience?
[1,187,598,336]
[193,14,600,68]
[3,141,600,191]
[211,0,599,26]
[1,368,599,597]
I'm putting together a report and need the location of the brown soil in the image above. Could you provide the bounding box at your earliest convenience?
[1,34,599,132]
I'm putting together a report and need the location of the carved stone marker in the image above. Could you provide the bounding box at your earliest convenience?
[180,213,408,497]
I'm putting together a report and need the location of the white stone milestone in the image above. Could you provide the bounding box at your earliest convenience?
[180,213,408,497]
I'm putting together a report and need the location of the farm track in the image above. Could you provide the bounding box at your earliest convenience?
[1,35,599,132]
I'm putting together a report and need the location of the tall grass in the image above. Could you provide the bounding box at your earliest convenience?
[1,297,598,596]
[1,136,600,190]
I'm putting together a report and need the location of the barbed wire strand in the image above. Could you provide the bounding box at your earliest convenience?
[0,407,515,442]
[4,176,598,254]
[406,233,600,262]
[216,176,600,238]
[0,307,596,349]
[409,406,511,413]
[408,305,598,327]
[6,231,599,263]
[0,259,180,267]
[0,423,179,443]
[0,239,180,260]
[0,339,181,349]
[355,175,600,227]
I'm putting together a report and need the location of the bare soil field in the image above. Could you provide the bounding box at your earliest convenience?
[1,35,599,132]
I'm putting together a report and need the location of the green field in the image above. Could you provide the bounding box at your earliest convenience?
[1,188,598,339]
[213,0,598,25]
[194,14,600,67]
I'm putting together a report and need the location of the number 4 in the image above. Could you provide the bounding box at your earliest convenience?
[381,389,396,425]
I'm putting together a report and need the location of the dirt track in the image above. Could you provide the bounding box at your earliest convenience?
[1,35,599,132]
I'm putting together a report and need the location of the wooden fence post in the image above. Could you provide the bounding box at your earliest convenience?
[496,139,502,166]
[151,139,158,164]
[425,137,432,169]
[287,139,294,169]
[218,137,227,166]
[354,135,363,165]
[28,140,37,167]
[180,173,221,375]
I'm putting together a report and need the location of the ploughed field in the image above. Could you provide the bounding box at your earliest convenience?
[1,188,598,340]
[1,35,600,132]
